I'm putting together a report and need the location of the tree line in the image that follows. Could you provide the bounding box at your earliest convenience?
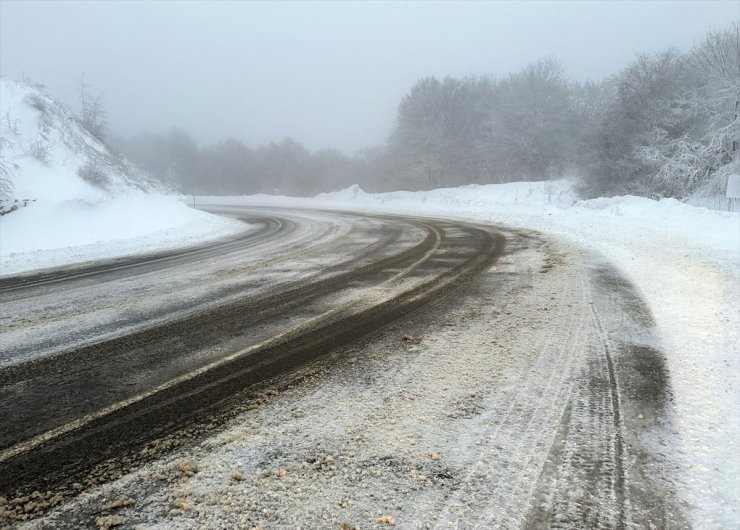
[112,23,738,200]
[110,131,368,196]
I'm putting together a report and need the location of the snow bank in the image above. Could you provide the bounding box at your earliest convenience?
[0,194,245,274]
[0,77,246,275]
[202,181,740,527]
[205,180,737,258]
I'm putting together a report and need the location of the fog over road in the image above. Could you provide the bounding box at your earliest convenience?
[0,207,683,528]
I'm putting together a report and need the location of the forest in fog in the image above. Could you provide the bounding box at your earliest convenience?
[110,23,738,201]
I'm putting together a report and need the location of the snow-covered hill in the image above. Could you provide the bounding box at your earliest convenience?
[0,77,159,202]
[0,78,245,274]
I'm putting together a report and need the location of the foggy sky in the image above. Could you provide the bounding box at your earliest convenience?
[1,1,738,154]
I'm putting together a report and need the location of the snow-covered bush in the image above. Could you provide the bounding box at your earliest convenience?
[27,139,52,164]
[78,160,111,188]
[0,141,15,199]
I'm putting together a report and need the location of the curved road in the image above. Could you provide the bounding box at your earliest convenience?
[0,206,506,497]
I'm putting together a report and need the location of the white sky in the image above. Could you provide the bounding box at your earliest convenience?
[1,0,738,154]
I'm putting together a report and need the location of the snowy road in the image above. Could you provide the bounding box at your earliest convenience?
[0,206,505,506]
[0,206,690,528]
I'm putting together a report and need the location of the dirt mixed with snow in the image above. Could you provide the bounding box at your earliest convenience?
[10,227,689,529]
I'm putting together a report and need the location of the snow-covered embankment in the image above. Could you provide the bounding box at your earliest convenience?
[0,77,246,275]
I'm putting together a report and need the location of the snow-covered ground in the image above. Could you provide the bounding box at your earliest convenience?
[0,195,245,275]
[0,77,246,275]
[2,73,738,523]
[202,181,740,527]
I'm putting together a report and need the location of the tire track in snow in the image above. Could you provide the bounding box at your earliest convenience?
[434,247,591,528]
[0,212,504,504]
[526,260,686,529]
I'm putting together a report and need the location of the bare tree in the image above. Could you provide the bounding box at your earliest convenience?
[693,22,740,92]
[0,136,16,199]
[77,74,107,141]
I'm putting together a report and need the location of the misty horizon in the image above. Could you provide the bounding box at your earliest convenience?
[1,0,737,155]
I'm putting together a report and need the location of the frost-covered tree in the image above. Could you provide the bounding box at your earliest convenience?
[621,49,703,196]
[687,22,740,196]
[388,76,462,189]
[387,76,493,189]
[579,49,701,197]
[483,57,574,182]
[569,78,616,178]
[579,23,739,199]
[111,22,739,201]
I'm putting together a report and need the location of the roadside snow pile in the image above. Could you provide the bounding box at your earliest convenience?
[0,78,245,275]
[319,180,579,209]
[206,180,737,259]
[575,194,738,253]
[0,194,244,274]
[202,181,740,527]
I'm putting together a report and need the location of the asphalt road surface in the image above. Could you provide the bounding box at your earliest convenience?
[0,206,683,529]
[0,206,505,498]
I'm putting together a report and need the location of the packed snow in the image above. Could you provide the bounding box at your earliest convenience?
[202,181,740,527]
[0,77,246,275]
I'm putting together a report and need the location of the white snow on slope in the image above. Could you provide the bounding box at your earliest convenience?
[201,181,740,527]
[0,78,246,275]
[0,195,245,275]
